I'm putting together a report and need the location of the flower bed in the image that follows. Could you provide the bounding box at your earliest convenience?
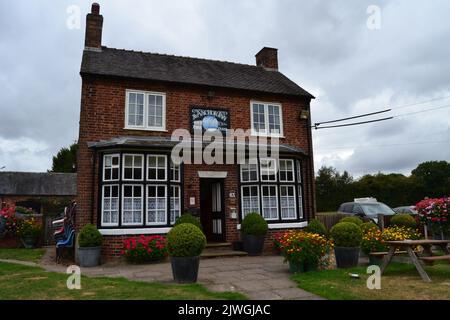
[122,235,168,263]
[275,230,333,271]
[361,225,421,255]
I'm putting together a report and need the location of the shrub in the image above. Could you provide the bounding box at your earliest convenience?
[390,214,417,229]
[330,222,362,247]
[78,224,103,247]
[277,230,333,265]
[174,214,202,230]
[339,216,363,227]
[17,218,42,238]
[0,207,19,236]
[241,213,268,236]
[361,221,379,233]
[167,223,206,257]
[122,235,167,263]
[305,219,327,236]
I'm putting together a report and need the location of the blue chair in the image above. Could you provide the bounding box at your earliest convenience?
[55,228,75,263]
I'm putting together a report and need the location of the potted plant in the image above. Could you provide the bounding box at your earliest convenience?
[305,219,328,237]
[174,213,203,230]
[17,218,42,248]
[77,224,103,267]
[241,212,268,255]
[361,228,387,266]
[330,222,362,268]
[277,230,333,273]
[167,223,206,283]
[415,197,450,240]
[122,235,167,263]
[14,206,35,220]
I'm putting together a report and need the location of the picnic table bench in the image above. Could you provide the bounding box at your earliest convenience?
[380,239,450,282]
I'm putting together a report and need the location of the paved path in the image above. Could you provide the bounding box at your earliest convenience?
[38,248,323,300]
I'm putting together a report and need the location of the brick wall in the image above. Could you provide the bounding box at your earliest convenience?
[77,75,316,258]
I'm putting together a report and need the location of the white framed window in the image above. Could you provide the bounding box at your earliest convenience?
[279,159,295,182]
[240,161,259,182]
[147,185,167,225]
[260,158,277,182]
[241,185,260,218]
[125,90,166,131]
[122,154,143,181]
[170,186,181,224]
[296,160,302,183]
[250,101,283,137]
[103,154,120,181]
[280,185,296,220]
[122,185,143,225]
[298,185,304,219]
[170,161,180,182]
[147,155,167,181]
[261,185,278,220]
[101,185,119,226]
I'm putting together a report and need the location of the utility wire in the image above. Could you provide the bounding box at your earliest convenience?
[314,117,393,129]
[314,109,391,126]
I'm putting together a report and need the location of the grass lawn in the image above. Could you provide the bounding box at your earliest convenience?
[0,262,246,300]
[0,248,45,263]
[292,262,450,300]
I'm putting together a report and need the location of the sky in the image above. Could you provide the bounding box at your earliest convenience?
[0,0,449,177]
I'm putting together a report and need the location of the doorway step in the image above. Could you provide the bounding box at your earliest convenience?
[201,242,248,259]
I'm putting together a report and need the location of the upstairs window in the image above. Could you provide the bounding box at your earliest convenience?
[251,101,283,136]
[126,90,166,131]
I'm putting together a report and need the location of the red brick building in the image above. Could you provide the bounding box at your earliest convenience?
[77,3,316,258]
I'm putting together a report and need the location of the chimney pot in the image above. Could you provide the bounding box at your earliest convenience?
[91,3,100,15]
[255,47,278,70]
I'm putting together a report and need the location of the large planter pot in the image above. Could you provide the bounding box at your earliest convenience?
[334,246,360,268]
[288,260,305,273]
[78,246,102,267]
[368,253,384,266]
[304,261,319,272]
[242,234,265,256]
[170,256,200,284]
[0,216,6,235]
[21,236,38,249]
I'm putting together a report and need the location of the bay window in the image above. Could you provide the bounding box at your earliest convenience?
[147,185,167,225]
[122,185,143,225]
[101,185,119,226]
[280,185,296,220]
[123,154,143,181]
[261,185,278,220]
[241,185,260,217]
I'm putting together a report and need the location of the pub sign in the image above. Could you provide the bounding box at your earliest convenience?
[190,106,230,134]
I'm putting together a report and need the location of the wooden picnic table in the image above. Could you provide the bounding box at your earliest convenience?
[380,239,450,282]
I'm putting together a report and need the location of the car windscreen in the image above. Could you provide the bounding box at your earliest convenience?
[360,203,395,215]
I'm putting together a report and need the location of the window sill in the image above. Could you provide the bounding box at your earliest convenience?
[250,133,285,139]
[236,221,307,230]
[99,227,172,235]
[124,127,168,132]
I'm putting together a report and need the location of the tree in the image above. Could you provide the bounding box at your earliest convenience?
[50,143,78,173]
[411,161,450,198]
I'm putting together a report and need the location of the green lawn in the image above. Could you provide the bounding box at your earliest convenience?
[292,262,450,300]
[0,248,45,263]
[0,262,246,300]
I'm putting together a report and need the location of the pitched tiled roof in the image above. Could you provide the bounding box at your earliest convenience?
[80,47,314,98]
[0,172,77,196]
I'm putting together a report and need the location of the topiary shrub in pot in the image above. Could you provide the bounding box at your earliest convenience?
[174,213,203,230]
[77,224,103,267]
[241,212,268,255]
[167,223,206,283]
[330,222,362,268]
[339,216,363,227]
[390,214,417,229]
[305,219,328,237]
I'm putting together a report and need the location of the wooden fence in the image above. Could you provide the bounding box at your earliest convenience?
[315,213,346,231]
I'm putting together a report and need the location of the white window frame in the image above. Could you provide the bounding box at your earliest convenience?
[296,160,302,183]
[260,158,277,182]
[261,185,279,221]
[103,154,120,182]
[241,185,260,218]
[125,90,167,132]
[170,161,180,182]
[240,160,259,183]
[250,101,284,137]
[121,184,143,226]
[146,184,167,226]
[298,185,304,219]
[147,155,167,181]
[101,184,119,227]
[122,154,144,181]
[279,159,295,182]
[170,185,181,225]
[280,185,297,220]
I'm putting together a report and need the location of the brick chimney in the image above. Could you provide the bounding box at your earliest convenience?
[84,3,103,50]
[255,47,278,70]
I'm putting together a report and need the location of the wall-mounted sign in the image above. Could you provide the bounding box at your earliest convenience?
[190,107,229,134]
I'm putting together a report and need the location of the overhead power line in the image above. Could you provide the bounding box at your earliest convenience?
[314,116,393,130]
[314,109,391,126]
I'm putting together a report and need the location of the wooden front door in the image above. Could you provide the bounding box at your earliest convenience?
[200,179,225,242]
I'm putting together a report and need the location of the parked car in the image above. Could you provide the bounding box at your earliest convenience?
[338,198,396,223]
[393,206,418,215]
